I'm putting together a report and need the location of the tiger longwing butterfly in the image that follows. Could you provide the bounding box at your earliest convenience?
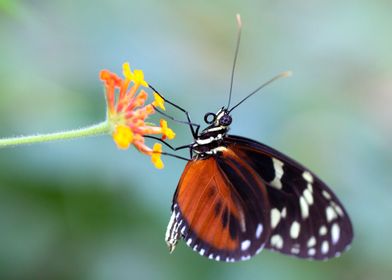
[152,14,353,262]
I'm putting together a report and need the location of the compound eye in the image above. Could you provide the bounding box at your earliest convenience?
[204,112,216,124]
[219,114,232,126]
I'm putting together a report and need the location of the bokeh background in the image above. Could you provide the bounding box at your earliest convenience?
[0,0,391,279]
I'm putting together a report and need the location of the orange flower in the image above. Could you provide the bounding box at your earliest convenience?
[100,62,175,168]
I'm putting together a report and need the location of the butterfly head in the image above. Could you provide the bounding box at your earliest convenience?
[203,107,232,128]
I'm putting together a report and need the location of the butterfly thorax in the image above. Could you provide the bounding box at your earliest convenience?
[192,108,232,159]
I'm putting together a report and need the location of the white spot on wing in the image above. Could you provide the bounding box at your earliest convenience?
[271,208,281,229]
[300,196,309,219]
[186,238,192,246]
[308,248,316,256]
[241,255,251,261]
[307,236,316,248]
[302,171,314,183]
[256,224,263,239]
[270,158,284,189]
[215,256,220,261]
[319,225,327,236]
[199,249,205,256]
[331,223,340,244]
[270,234,284,249]
[281,207,287,218]
[241,240,251,251]
[303,189,314,205]
[321,241,329,254]
[322,190,331,200]
[290,221,301,239]
[331,201,344,216]
[326,206,337,222]
[291,247,300,254]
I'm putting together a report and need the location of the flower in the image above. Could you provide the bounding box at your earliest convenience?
[160,119,176,140]
[122,62,148,87]
[100,62,176,168]
[151,143,164,169]
[152,92,165,111]
[112,125,134,149]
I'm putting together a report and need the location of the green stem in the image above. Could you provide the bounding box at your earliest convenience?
[0,120,111,148]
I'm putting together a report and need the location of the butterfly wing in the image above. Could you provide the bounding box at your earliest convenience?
[225,135,354,260]
[166,150,271,262]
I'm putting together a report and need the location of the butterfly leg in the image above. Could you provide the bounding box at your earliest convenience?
[153,105,200,133]
[160,152,190,162]
[144,135,193,160]
[149,85,200,138]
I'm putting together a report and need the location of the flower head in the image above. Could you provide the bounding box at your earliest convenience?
[100,62,175,168]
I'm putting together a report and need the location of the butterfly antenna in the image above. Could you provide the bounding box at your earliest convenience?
[228,71,292,113]
[227,14,242,110]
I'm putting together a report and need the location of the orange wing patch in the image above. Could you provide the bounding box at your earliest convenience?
[170,148,270,261]
[176,158,241,251]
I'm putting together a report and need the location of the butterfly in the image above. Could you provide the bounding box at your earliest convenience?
[149,14,353,262]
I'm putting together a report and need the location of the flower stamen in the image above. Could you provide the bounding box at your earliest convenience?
[152,92,165,111]
[151,143,164,169]
[160,119,176,140]
[100,62,176,169]
[113,125,134,149]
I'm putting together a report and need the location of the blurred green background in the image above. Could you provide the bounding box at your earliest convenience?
[0,0,391,279]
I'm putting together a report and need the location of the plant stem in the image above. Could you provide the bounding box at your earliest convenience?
[0,121,111,148]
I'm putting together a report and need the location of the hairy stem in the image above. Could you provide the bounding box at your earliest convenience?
[0,121,111,148]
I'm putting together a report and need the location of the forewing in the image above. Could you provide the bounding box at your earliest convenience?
[225,135,353,260]
[166,152,270,262]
